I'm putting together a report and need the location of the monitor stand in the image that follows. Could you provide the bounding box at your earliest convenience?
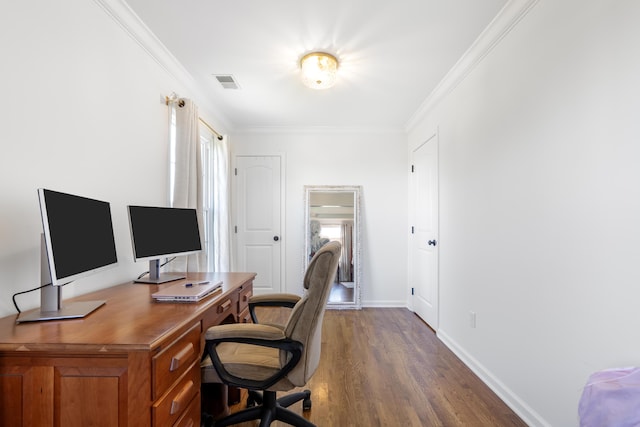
[16,236,106,323]
[134,259,185,284]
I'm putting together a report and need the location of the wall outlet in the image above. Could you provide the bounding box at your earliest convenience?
[469,311,477,328]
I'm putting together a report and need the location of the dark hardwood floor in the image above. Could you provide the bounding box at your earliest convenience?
[213,308,527,426]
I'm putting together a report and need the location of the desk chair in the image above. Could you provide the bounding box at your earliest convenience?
[201,241,341,427]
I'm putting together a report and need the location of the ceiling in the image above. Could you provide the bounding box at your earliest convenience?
[125,0,507,131]
[310,191,354,220]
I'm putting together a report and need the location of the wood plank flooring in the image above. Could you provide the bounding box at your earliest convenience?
[214,308,527,426]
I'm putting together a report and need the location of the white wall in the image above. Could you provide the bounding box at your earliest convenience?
[231,130,408,306]
[0,0,220,318]
[408,1,640,425]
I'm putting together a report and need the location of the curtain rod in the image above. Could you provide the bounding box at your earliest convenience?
[165,94,223,141]
[199,117,224,141]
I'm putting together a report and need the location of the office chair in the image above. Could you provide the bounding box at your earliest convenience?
[201,241,341,427]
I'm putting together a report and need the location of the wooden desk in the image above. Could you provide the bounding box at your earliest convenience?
[0,272,255,427]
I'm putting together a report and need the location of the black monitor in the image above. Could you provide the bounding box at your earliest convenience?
[127,205,202,284]
[17,189,118,323]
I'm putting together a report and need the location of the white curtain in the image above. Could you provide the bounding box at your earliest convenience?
[339,221,353,282]
[212,135,232,271]
[170,98,206,272]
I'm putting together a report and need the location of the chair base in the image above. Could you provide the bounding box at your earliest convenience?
[205,389,314,427]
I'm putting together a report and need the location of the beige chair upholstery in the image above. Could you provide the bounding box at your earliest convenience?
[201,241,341,427]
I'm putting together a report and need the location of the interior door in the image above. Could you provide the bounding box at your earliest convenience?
[411,134,439,329]
[235,156,282,294]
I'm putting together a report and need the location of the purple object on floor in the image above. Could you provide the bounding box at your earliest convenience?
[579,366,640,427]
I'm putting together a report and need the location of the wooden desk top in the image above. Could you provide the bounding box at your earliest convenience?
[0,272,256,353]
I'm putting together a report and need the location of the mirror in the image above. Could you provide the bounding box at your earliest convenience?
[304,185,361,309]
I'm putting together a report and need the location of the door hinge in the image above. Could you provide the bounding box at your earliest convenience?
[411,226,414,234]
[411,165,415,173]
[234,168,237,176]
[411,287,415,295]
[234,225,237,233]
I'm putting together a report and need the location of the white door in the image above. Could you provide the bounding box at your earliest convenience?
[411,134,439,329]
[235,156,282,294]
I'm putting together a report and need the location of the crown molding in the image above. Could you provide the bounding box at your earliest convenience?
[92,0,193,84]
[234,125,406,136]
[404,0,540,133]
[92,0,232,132]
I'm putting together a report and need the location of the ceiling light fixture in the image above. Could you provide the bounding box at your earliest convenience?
[300,52,338,90]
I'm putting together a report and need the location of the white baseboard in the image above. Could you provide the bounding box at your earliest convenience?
[437,329,550,427]
[361,300,408,308]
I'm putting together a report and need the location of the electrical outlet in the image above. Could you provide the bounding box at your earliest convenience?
[469,311,477,328]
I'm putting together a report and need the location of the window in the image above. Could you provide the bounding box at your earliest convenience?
[168,109,214,269]
[168,107,177,206]
[200,127,215,269]
[320,224,341,240]
[168,106,228,272]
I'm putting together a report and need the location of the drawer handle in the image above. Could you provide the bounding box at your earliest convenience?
[243,291,253,302]
[217,299,232,314]
[170,380,194,415]
[169,343,195,372]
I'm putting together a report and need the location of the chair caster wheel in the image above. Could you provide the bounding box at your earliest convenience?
[202,413,215,427]
[247,395,257,408]
[302,389,312,411]
[247,390,262,408]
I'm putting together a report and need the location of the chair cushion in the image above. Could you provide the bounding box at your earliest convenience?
[201,342,295,391]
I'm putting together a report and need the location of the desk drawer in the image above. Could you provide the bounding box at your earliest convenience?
[172,392,200,427]
[153,322,201,400]
[153,361,200,427]
[238,286,253,314]
[238,306,251,324]
[216,296,234,316]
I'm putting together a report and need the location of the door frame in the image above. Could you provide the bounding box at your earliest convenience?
[408,130,439,329]
[232,152,286,294]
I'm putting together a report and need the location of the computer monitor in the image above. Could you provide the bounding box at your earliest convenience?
[127,205,202,284]
[17,189,118,323]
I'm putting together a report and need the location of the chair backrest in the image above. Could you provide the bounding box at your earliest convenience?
[282,241,341,387]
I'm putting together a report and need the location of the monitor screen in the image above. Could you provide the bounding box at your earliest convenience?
[128,205,202,261]
[127,205,202,284]
[38,188,118,287]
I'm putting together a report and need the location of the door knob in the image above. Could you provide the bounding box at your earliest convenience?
[273,236,280,242]
[428,240,437,246]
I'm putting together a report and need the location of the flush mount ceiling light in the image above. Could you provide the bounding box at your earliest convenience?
[300,52,338,90]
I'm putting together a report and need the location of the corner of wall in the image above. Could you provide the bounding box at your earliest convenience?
[404,0,540,134]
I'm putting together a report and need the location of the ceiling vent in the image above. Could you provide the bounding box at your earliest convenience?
[214,75,240,89]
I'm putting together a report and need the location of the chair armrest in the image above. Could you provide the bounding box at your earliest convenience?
[248,293,301,323]
[249,293,301,307]
[204,323,302,390]
[205,323,285,341]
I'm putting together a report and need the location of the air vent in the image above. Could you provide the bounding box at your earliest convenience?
[214,75,240,89]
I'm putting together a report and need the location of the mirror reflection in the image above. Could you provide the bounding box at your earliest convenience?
[305,186,361,308]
